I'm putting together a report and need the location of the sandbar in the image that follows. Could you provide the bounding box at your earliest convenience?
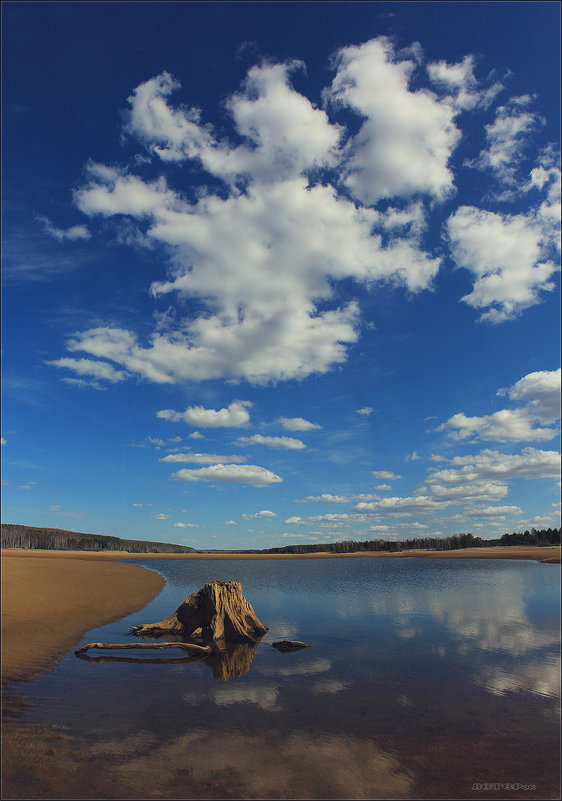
[1,551,164,682]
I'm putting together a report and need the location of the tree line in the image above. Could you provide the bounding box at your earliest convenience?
[0,524,197,554]
[2,522,559,555]
[262,528,561,555]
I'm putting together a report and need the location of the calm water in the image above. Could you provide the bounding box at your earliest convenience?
[8,557,561,799]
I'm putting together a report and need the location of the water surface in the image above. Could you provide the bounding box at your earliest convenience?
[7,557,561,799]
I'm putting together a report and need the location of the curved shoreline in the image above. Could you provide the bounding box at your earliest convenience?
[1,551,165,683]
[2,545,559,683]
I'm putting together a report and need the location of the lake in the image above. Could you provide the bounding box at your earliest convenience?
[6,557,561,799]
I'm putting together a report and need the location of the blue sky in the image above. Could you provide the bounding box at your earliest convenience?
[2,2,560,549]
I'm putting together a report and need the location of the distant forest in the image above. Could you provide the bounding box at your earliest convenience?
[0,524,196,553]
[262,528,561,555]
[1,522,559,555]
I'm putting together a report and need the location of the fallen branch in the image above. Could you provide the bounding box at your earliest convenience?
[75,641,212,656]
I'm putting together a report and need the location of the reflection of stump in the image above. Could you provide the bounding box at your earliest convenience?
[208,641,261,681]
[130,580,268,653]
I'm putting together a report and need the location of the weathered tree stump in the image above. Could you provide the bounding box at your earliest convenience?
[130,580,268,653]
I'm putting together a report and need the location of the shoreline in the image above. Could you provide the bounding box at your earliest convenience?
[2,544,559,562]
[1,551,165,683]
[1,545,559,683]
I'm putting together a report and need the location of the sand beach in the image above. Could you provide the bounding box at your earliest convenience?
[1,545,559,800]
[2,545,559,682]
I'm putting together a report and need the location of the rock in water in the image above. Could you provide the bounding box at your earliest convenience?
[130,580,268,653]
[272,640,311,652]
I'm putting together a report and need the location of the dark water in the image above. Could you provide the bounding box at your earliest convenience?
[6,558,561,799]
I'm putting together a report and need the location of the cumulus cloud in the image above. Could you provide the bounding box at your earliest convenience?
[241,510,278,519]
[446,205,559,322]
[277,416,322,431]
[46,38,558,393]
[297,492,380,503]
[173,522,198,528]
[427,54,503,111]
[236,434,306,450]
[503,368,561,424]
[438,368,560,441]
[157,401,252,427]
[159,452,247,464]
[47,357,129,383]
[422,447,560,506]
[150,513,169,519]
[37,215,91,241]
[356,407,374,416]
[467,97,541,185]
[355,496,452,515]
[172,464,282,487]
[326,37,460,204]
[51,44,451,386]
[372,470,401,480]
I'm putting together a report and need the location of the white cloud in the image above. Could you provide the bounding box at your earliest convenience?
[423,447,560,506]
[437,408,557,443]
[150,513,169,519]
[447,205,559,322]
[405,451,421,461]
[464,505,522,517]
[438,368,560,442]
[157,401,252,427]
[47,357,129,383]
[172,464,282,487]
[56,50,446,386]
[375,484,392,491]
[224,520,238,525]
[236,434,306,450]
[373,470,401,480]
[277,416,322,431]
[188,431,204,439]
[159,452,247,464]
[355,496,451,516]
[503,368,561,424]
[298,493,352,504]
[356,407,374,416]
[173,522,198,528]
[427,54,503,111]
[37,215,91,241]
[467,97,540,185]
[326,37,461,204]
[296,492,380,503]
[242,510,278,519]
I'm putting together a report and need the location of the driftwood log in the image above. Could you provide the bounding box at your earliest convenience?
[75,641,211,656]
[130,579,268,653]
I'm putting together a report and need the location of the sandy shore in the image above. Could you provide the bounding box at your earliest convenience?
[3,544,559,562]
[1,545,559,800]
[2,545,558,682]
[1,551,164,682]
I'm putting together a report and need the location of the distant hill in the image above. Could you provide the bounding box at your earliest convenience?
[1,524,197,554]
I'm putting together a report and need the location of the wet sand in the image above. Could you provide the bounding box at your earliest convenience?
[2,546,558,682]
[2,545,559,800]
[1,551,164,682]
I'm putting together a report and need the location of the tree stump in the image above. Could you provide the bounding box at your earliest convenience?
[130,580,268,653]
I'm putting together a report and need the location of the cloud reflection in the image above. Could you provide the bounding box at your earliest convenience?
[105,728,415,799]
